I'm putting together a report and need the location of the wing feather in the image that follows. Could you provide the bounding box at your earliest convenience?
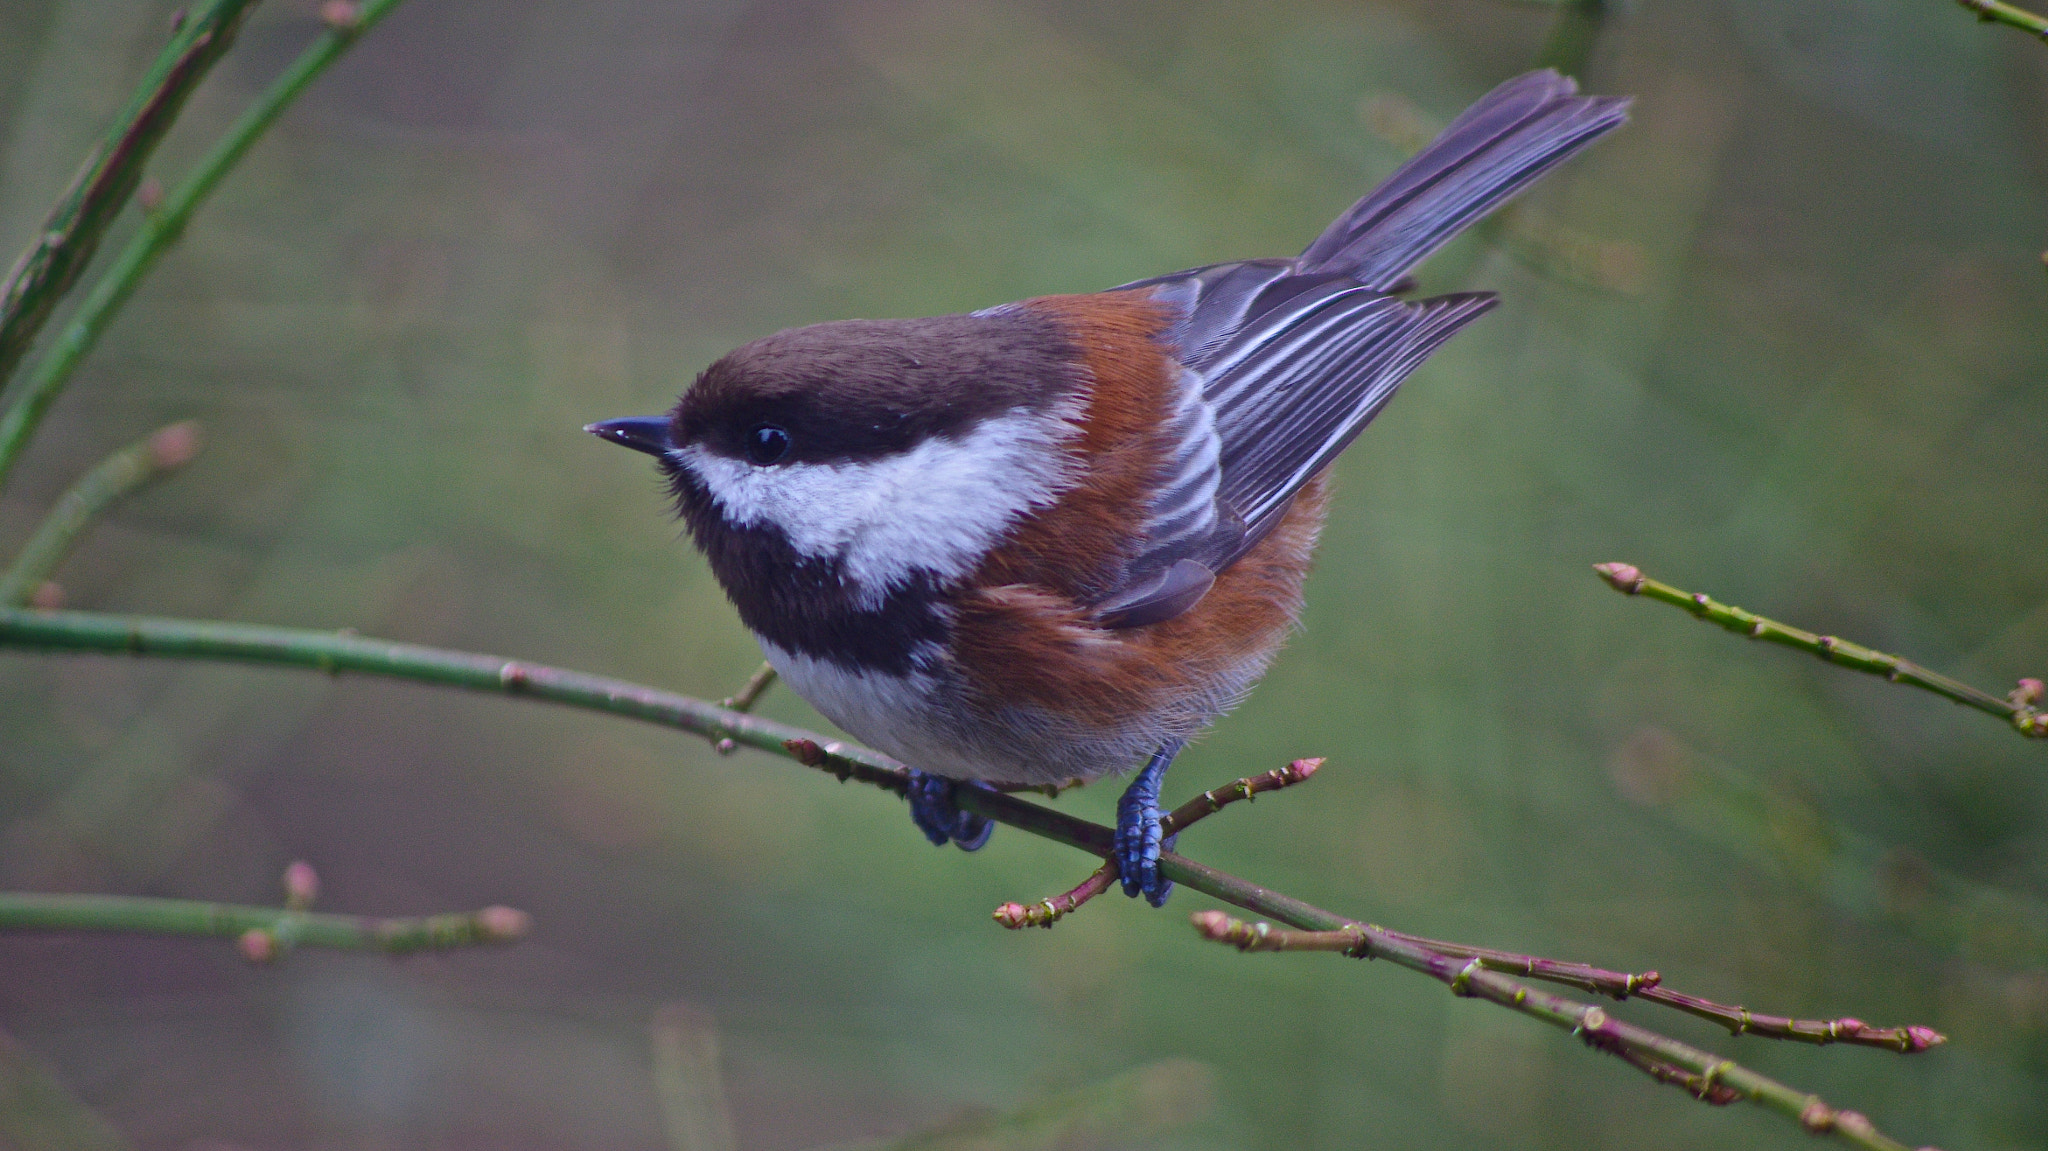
[1089,70,1628,628]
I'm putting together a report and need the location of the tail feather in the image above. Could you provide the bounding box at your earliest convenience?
[1297,70,1630,289]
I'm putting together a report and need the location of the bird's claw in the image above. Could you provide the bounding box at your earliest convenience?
[907,770,994,851]
[1115,743,1181,906]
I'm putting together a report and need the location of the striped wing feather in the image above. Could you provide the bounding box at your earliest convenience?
[1092,69,1629,627]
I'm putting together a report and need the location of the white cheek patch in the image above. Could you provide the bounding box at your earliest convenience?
[676,407,1078,603]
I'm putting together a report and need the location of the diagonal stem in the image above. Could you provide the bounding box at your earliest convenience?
[0,421,201,605]
[0,0,412,494]
[720,661,778,712]
[992,864,1116,928]
[1955,0,2048,40]
[1186,917,1941,1053]
[1595,563,2047,737]
[1161,757,1321,835]
[1186,907,1927,1151]
[0,0,262,391]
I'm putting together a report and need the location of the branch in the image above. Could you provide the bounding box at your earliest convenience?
[0,0,411,494]
[1186,913,1919,1150]
[706,661,778,755]
[0,605,1943,1151]
[1594,563,2047,737]
[1188,917,1940,1053]
[0,421,201,606]
[719,661,778,712]
[0,859,528,960]
[0,0,261,391]
[1956,0,2048,40]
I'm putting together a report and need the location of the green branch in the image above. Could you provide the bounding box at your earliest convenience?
[0,605,841,762]
[0,891,529,957]
[0,421,201,606]
[1956,0,2048,41]
[0,0,261,391]
[1594,563,2047,737]
[0,0,410,494]
[0,605,1942,1151]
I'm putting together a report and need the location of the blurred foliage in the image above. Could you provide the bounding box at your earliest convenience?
[0,1026,131,1151]
[1,0,2045,1149]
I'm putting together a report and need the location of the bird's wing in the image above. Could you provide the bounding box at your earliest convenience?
[1089,269,1494,630]
[1089,69,1628,629]
[1299,69,1631,290]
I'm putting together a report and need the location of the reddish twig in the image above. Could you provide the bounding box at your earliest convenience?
[1191,914,1944,1055]
[1384,930,1941,1052]
[1632,985,1942,1053]
[1189,910,1936,1135]
[1161,757,1322,835]
[994,864,1117,928]
[1614,1047,1744,1105]
[991,758,1324,931]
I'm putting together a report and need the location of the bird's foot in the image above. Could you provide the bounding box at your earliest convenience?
[1115,742,1182,907]
[907,770,994,851]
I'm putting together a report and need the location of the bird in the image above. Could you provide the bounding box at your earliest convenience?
[589,70,1629,907]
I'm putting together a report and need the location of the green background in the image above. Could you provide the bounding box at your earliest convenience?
[2,0,2045,1147]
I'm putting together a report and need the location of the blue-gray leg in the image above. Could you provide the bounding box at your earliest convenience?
[1116,741,1182,906]
[907,770,994,851]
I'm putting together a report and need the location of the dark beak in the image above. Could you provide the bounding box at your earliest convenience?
[585,416,672,457]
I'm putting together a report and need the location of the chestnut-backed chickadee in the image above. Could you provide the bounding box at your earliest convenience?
[591,70,1628,905]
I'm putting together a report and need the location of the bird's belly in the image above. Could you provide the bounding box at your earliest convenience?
[756,639,1163,786]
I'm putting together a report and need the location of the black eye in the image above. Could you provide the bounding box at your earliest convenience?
[745,423,791,466]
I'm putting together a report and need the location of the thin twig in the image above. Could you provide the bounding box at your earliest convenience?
[1392,932,1943,1052]
[706,661,779,754]
[1,859,526,961]
[0,892,528,957]
[991,758,1322,928]
[1956,0,2048,41]
[0,0,261,391]
[1188,915,1942,1053]
[993,864,1117,928]
[1187,913,1924,1151]
[1614,1045,1743,1105]
[1161,757,1322,836]
[0,0,411,494]
[0,606,1942,1151]
[720,661,778,712]
[1594,563,2047,737]
[0,421,201,605]
[1628,983,1942,1053]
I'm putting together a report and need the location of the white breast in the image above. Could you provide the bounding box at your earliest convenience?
[757,640,993,778]
[757,636,1202,787]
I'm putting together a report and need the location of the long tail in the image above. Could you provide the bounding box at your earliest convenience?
[1297,70,1630,290]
